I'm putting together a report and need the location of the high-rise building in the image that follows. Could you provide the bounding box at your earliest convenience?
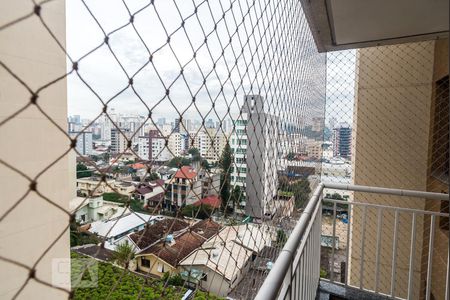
[312,117,324,132]
[138,130,172,162]
[157,118,166,127]
[230,115,248,192]
[69,131,93,156]
[190,129,227,163]
[206,118,215,129]
[239,95,279,219]
[111,128,130,154]
[333,122,351,158]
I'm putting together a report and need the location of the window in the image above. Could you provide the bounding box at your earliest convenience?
[202,272,208,282]
[141,257,150,268]
[236,157,246,164]
[157,263,165,273]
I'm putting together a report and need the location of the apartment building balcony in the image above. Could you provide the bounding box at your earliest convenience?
[255,183,449,300]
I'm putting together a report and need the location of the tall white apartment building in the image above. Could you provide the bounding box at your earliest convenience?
[242,95,279,219]
[111,128,130,154]
[69,131,93,156]
[137,129,186,162]
[168,132,184,157]
[230,114,248,190]
[190,129,227,163]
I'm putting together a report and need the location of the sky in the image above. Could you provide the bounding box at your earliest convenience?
[66,0,355,126]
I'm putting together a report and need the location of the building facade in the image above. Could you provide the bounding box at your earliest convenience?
[243,95,279,219]
[333,122,351,158]
[350,40,448,300]
[69,131,93,156]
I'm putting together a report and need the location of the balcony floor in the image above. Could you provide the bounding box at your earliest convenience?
[316,280,392,300]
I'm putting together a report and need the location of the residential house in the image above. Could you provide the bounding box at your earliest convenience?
[76,176,114,197]
[112,181,135,196]
[88,211,157,250]
[135,219,222,277]
[193,195,221,209]
[165,166,202,208]
[123,218,189,252]
[178,224,272,297]
[70,196,125,224]
[198,170,220,198]
[133,180,165,209]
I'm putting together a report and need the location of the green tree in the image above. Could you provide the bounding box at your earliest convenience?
[291,178,311,208]
[276,229,288,246]
[148,172,160,181]
[181,204,214,219]
[70,219,100,247]
[330,193,343,200]
[230,186,243,211]
[278,175,290,190]
[219,143,232,213]
[201,159,211,171]
[76,163,92,179]
[168,157,192,168]
[112,243,135,269]
[286,152,296,161]
[278,176,311,209]
[188,148,201,162]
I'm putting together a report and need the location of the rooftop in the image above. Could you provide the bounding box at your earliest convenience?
[174,166,197,179]
[129,218,189,250]
[193,195,221,209]
[88,211,156,238]
[139,231,207,267]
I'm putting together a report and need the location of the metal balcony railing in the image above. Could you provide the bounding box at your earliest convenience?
[255,183,449,300]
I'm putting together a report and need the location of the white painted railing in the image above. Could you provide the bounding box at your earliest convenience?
[255,183,449,300]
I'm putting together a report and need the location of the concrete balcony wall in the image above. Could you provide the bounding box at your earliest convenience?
[351,41,436,299]
[0,0,70,299]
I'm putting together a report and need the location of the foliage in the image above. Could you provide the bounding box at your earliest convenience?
[103,193,145,213]
[77,163,92,179]
[112,243,135,268]
[181,204,214,219]
[291,178,311,208]
[103,193,128,203]
[278,177,311,209]
[200,159,211,171]
[320,268,328,278]
[71,252,222,299]
[329,193,343,200]
[168,157,192,168]
[230,186,244,210]
[130,199,146,213]
[278,191,294,197]
[278,176,290,190]
[70,220,100,247]
[276,229,288,246]
[219,143,232,214]
[188,148,201,162]
[286,152,296,161]
[147,172,160,181]
[161,273,184,286]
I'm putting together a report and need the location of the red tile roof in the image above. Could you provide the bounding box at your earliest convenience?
[193,195,221,209]
[130,163,146,169]
[174,166,197,179]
